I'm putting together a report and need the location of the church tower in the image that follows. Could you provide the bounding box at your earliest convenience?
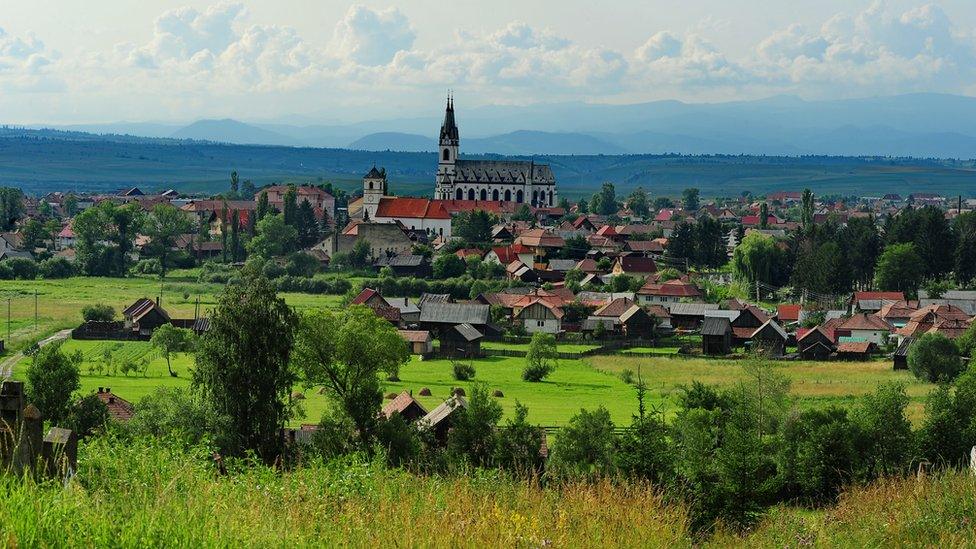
[362,165,387,220]
[435,95,459,199]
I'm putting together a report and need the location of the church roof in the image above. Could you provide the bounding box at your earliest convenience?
[364,166,385,179]
[440,97,459,143]
[453,159,555,185]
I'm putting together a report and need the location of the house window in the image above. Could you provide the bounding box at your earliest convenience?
[537,320,545,327]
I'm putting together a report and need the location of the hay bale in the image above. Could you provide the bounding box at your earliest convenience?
[492,390,504,398]
[291,391,305,400]
[418,387,432,396]
[452,387,466,397]
[385,392,398,400]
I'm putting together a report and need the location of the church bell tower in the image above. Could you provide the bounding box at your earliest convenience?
[436,94,459,199]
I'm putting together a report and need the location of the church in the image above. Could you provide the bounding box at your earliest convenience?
[434,96,558,207]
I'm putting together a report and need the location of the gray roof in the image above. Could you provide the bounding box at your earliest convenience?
[701,316,732,336]
[454,159,555,185]
[667,303,720,316]
[577,291,635,303]
[385,296,420,316]
[547,259,578,272]
[452,323,484,342]
[919,296,976,316]
[421,396,468,429]
[583,317,619,331]
[705,310,740,321]
[420,302,490,325]
[0,249,32,260]
[418,293,451,307]
[753,319,788,341]
[43,426,75,444]
[376,254,425,267]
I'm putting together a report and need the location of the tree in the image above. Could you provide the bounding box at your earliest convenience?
[25,343,80,424]
[295,199,320,248]
[73,201,143,276]
[494,400,544,474]
[954,211,976,284]
[616,377,673,484]
[776,406,860,504]
[192,272,298,460]
[874,243,925,297]
[559,234,590,260]
[732,232,788,287]
[230,209,242,262]
[292,306,409,450]
[241,179,256,200]
[20,218,48,252]
[0,187,24,230]
[433,254,466,279]
[68,393,109,438]
[800,188,814,229]
[256,190,271,221]
[759,202,769,229]
[282,185,298,226]
[144,203,193,276]
[957,322,976,358]
[841,216,880,289]
[247,213,297,258]
[454,209,498,245]
[81,303,115,322]
[592,182,618,216]
[523,332,558,381]
[230,171,239,196]
[512,204,534,222]
[150,323,195,377]
[549,407,617,477]
[695,217,727,268]
[666,222,695,266]
[682,187,700,211]
[62,194,78,217]
[627,187,651,218]
[127,386,232,453]
[447,383,503,467]
[886,206,955,279]
[908,332,963,383]
[853,382,913,479]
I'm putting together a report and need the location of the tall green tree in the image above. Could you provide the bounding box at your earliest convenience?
[283,185,298,226]
[695,217,727,268]
[230,209,242,262]
[256,190,271,221]
[885,206,955,279]
[144,203,193,276]
[25,343,80,424]
[759,202,769,229]
[666,221,696,266]
[0,187,24,230]
[731,232,789,287]
[73,201,143,276]
[800,188,814,229]
[295,199,320,248]
[841,216,881,289]
[453,209,498,245]
[953,212,976,284]
[292,306,409,450]
[150,323,195,377]
[591,182,618,216]
[192,272,298,460]
[230,171,239,196]
[874,243,925,297]
[247,213,297,258]
[682,188,700,211]
[627,187,651,218]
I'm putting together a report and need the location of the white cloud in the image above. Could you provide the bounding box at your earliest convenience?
[0,26,63,92]
[329,5,415,66]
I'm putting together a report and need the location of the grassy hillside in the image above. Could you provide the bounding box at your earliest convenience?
[2,128,974,198]
[2,436,973,547]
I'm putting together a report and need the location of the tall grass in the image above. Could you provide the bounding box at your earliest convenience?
[0,437,689,547]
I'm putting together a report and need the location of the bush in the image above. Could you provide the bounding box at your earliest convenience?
[452,361,476,381]
[433,254,466,279]
[285,252,321,278]
[131,258,162,275]
[0,262,12,279]
[549,406,617,478]
[908,333,963,382]
[81,303,116,322]
[262,261,286,280]
[38,257,76,278]
[197,261,237,283]
[4,257,38,279]
[619,369,635,385]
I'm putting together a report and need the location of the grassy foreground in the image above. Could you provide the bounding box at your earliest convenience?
[3,437,975,547]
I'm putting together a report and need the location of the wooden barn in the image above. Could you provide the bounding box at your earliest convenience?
[382,391,428,423]
[397,330,433,355]
[750,320,787,357]
[797,327,834,360]
[122,298,171,336]
[439,323,484,358]
[701,317,733,355]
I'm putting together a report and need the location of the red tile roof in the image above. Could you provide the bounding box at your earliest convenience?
[375,197,451,219]
[515,228,565,248]
[777,304,801,323]
[637,278,700,297]
[839,313,892,331]
[836,341,873,354]
[397,330,431,343]
[853,291,905,302]
[96,388,134,422]
[351,288,382,305]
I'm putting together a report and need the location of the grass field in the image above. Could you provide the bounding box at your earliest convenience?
[0,275,344,353]
[480,341,600,354]
[12,338,934,427]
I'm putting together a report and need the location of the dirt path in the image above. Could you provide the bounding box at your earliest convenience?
[0,329,72,380]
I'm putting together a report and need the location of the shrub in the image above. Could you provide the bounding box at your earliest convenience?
[38,257,76,278]
[285,252,321,277]
[446,383,503,467]
[549,406,617,478]
[908,333,963,382]
[432,254,466,279]
[131,258,162,275]
[619,368,635,385]
[5,257,38,279]
[452,361,476,381]
[81,303,115,322]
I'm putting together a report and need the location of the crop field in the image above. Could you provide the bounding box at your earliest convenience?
[0,274,345,353]
[11,338,934,427]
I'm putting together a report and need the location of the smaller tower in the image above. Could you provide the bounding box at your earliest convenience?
[436,94,460,200]
[362,165,387,220]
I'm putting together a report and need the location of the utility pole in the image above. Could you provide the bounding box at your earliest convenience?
[755,280,760,303]
[6,298,10,342]
[34,290,38,333]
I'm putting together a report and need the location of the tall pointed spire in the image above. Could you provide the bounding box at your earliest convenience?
[440,91,459,144]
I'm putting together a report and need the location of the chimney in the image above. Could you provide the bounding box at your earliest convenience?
[97,387,103,393]
[106,388,111,393]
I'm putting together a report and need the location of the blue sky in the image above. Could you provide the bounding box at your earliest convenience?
[1,0,974,123]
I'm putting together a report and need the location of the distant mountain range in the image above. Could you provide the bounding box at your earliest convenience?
[49,93,976,158]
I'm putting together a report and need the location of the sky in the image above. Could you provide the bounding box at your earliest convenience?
[0,0,974,124]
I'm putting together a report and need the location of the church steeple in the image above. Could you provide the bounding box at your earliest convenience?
[439,93,459,146]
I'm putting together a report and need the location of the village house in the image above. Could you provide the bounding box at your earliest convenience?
[750,320,788,357]
[334,220,416,258]
[636,278,701,305]
[850,291,905,314]
[667,302,720,331]
[397,330,433,355]
[797,327,835,360]
[611,256,658,279]
[420,395,467,443]
[382,391,428,423]
[835,313,893,346]
[514,297,564,335]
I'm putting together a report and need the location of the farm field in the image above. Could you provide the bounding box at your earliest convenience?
[0,275,345,353]
[12,339,933,427]
[480,341,600,354]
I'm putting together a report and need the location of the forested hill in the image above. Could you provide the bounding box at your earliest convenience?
[1,127,974,198]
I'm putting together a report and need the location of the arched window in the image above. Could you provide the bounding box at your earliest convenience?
[516,190,524,203]
[492,189,499,201]
[504,190,511,201]
[468,189,476,200]
[532,191,538,206]
[549,191,554,205]
[455,188,463,200]
[480,189,487,201]
[443,148,451,161]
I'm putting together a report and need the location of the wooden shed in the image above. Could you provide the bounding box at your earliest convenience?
[381,391,428,423]
[701,317,733,355]
[797,327,834,360]
[439,323,484,359]
[750,320,787,357]
[397,330,433,355]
